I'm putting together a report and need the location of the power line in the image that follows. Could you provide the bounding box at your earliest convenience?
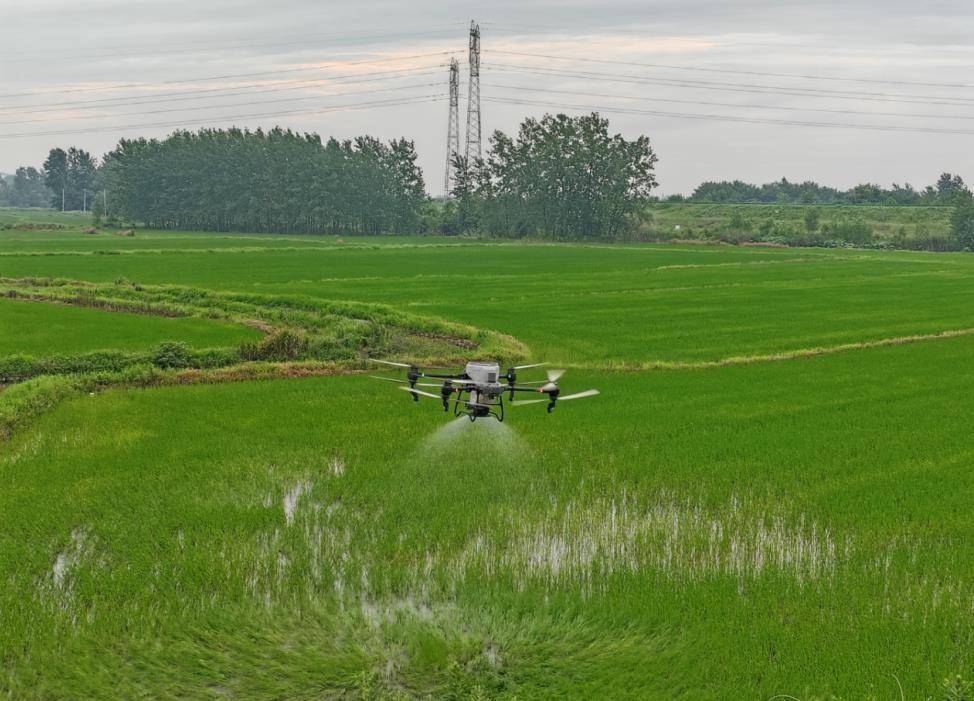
[0,66,445,117]
[482,95,974,136]
[484,63,974,107]
[486,62,974,104]
[0,50,455,101]
[0,81,444,127]
[484,82,974,122]
[486,48,974,90]
[0,26,467,64]
[0,94,445,139]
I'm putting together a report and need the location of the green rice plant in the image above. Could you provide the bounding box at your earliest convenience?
[5,217,974,698]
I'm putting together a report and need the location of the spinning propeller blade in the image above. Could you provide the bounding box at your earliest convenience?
[513,362,547,370]
[398,386,441,400]
[368,375,408,383]
[510,389,600,406]
[559,389,600,401]
[370,359,413,368]
[538,370,566,392]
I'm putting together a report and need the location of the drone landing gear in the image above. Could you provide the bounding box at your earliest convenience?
[453,394,504,422]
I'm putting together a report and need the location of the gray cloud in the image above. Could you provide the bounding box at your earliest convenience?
[2,1,973,194]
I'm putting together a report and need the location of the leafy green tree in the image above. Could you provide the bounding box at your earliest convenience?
[687,175,966,205]
[102,127,426,235]
[42,148,69,209]
[951,191,974,250]
[936,172,968,201]
[459,112,657,239]
[10,167,51,207]
[804,208,820,232]
[67,147,97,210]
[448,154,483,234]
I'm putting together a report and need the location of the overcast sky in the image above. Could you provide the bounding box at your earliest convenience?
[2,0,973,195]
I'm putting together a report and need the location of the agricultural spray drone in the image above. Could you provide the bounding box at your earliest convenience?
[368,360,599,422]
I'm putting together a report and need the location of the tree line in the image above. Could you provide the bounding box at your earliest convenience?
[445,112,658,239]
[101,128,426,234]
[0,168,51,208]
[0,147,100,210]
[4,112,973,246]
[682,173,969,206]
[2,113,657,240]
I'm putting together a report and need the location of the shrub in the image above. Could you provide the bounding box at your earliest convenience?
[0,375,79,439]
[951,193,974,250]
[240,330,308,362]
[0,351,145,383]
[823,219,872,246]
[804,208,820,232]
[151,341,193,369]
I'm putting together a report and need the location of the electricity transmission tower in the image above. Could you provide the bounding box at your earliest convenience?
[464,20,482,162]
[444,57,461,197]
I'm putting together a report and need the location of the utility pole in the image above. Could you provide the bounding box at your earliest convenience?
[464,20,482,163]
[83,189,87,213]
[444,57,461,197]
[103,190,108,219]
[61,186,65,212]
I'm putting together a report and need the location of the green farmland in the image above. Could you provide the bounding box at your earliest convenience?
[0,298,260,358]
[645,201,954,250]
[2,216,974,699]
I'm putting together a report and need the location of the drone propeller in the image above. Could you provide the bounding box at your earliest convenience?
[559,389,600,401]
[510,389,599,407]
[398,386,441,400]
[370,376,450,389]
[369,359,414,368]
[505,362,551,399]
[507,397,548,406]
[538,368,566,392]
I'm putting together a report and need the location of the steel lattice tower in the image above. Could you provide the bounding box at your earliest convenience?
[464,20,482,162]
[444,58,461,197]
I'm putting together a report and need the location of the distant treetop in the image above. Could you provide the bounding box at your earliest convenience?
[687,174,969,205]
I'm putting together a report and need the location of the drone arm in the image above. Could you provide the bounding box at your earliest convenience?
[507,384,552,401]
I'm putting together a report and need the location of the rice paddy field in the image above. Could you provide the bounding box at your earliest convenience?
[647,201,952,247]
[2,214,974,699]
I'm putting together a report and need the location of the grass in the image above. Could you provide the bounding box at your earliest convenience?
[0,297,261,357]
[3,236,974,364]
[0,208,91,227]
[2,209,974,699]
[4,341,974,698]
[647,201,953,248]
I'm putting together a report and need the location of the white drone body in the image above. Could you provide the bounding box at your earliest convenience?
[463,361,500,385]
[463,361,500,405]
[369,360,599,422]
